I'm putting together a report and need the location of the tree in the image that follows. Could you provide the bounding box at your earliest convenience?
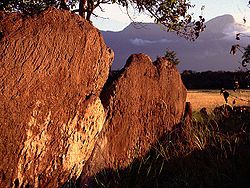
[77,0,206,40]
[164,48,180,65]
[230,33,250,68]
[242,45,250,67]
[0,0,205,40]
[229,2,250,69]
[0,1,79,14]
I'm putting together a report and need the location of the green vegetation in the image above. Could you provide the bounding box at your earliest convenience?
[164,48,180,65]
[91,106,250,187]
[230,33,250,68]
[181,71,250,89]
[242,45,250,67]
[0,0,76,14]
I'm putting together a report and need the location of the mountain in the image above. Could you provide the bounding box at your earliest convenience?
[102,14,250,71]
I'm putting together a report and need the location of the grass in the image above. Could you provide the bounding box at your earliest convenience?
[187,90,250,111]
[90,105,250,188]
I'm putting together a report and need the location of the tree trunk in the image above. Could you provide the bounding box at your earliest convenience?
[60,0,69,10]
[79,0,86,17]
[86,0,94,21]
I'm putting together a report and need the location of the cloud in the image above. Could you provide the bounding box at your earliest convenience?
[130,38,172,46]
[221,23,250,40]
[196,51,218,59]
[223,23,246,33]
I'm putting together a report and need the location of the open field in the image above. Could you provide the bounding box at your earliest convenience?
[187,90,250,111]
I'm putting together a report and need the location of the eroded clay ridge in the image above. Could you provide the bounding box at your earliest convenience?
[0,8,113,187]
[79,54,187,184]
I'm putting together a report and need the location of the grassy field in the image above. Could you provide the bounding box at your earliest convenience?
[187,89,250,111]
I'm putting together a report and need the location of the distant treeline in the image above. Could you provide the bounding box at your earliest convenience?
[181,70,250,90]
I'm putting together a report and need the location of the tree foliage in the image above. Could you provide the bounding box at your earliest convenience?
[1,0,62,14]
[242,45,250,67]
[164,48,180,65]
[229,2,250,68]
[181,71,250,89]
[0,0,205,40]
[230,33,250,68]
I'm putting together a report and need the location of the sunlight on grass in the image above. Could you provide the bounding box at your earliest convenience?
[187,90,250,111]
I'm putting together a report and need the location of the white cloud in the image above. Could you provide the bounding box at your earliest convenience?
[220,23,250,41]
[223,23,247,34]
[130,38,172,46]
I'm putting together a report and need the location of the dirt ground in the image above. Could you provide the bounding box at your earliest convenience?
[187,90,250,111]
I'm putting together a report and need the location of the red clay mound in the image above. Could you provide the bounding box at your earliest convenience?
[0,8,113,187]
[79,54,187,184]
[0,7,187,187]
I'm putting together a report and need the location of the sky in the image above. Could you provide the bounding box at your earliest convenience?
[91,0,250,31]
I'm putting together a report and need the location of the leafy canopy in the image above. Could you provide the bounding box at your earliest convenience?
[229,2,250,69]
[242,45,250,67]
[230,33,250,69]
[164,48,180,65]
[0,0,205,40]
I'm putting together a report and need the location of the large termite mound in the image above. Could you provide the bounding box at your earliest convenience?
[0,7,188,188]
[79,54,187,184]
[0,8,113,187]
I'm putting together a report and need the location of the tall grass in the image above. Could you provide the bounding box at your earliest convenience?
[91,106,250,188]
